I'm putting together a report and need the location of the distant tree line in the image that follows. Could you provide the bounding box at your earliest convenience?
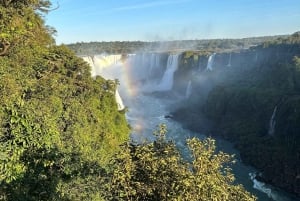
[67,35,288,55]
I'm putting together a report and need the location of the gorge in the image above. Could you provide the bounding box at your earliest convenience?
[2,1,299,199]
[80,34,300,200]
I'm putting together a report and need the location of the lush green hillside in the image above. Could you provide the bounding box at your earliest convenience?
[0,1,130,200]
[173,32,300,196]
[0,1,256,200]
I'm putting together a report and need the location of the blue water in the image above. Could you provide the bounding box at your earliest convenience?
[124,92,298,201]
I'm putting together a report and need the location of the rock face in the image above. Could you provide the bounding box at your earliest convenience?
[171,39,300,196]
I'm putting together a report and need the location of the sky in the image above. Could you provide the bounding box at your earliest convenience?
[46,0,300,44]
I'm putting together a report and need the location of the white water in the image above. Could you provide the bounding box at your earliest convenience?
[82,54,122,77]
[82,54,126,111]
[268,106,277,136]
[249,173,294,201]
[250,173,273,199]
[198,59,202,71]
[148,53,156,77]
[126,53,155,83]
[156,54,180,91]
[185,80,192,99]
[206,53,216,71]
[227,52,232,67]
[115,89,125,110]
[255,53,258,62]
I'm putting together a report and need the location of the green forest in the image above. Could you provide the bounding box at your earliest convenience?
[67,36,286,55]
[0,1,257,200]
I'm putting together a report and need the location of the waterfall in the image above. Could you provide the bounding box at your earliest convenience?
[93,54,122,69]
[268,106,277,136]
[115,89,125,111]
[198,59,202,71]
[130,53,150,82]
[82,56,96,77]
[185,80,192,99]
[156,54,180,91]
[255,52,258,62]
[82,55,125,111]
[82,54,122,77]
[148,53,155,77]
[155,54,160,67]
[206,53,216,71]
[227,52,232,67]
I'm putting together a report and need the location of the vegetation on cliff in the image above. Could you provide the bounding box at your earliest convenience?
[174,33,300,196]
[0,1,130,199]
[0,1,257,200]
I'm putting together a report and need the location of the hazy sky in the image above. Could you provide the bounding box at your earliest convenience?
[47,0,300,44]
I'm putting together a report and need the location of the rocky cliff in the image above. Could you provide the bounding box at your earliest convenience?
[172,33,300,196]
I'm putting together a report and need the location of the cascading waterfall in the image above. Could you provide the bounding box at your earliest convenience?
[255,52,258,62]
[129,53,150,82]
[147,53,162,82]
[82,56,96,77]
[227,52,232,67]
[268,106,277,136]
[82,54,122,77]
[198,59,202,71]
[185,80,192,99]
[148,53,156,77]
[82,54,125,111]
[115,89,125,111]
[156,53,180,91]
[81,52,296,201]
[206,53,216,71]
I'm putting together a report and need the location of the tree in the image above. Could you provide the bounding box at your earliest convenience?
[103,125,256,201]
[0,0,55,57]
[0,1,130,200]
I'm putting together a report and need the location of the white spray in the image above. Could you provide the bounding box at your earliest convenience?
[268,106,277,136]
[206,53,216,71]
[156,53,180,91]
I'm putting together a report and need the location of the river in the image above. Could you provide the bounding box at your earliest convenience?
[82,53,299,201]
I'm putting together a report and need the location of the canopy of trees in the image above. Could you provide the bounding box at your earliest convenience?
[102,125,256,201]
[0,1,130,200]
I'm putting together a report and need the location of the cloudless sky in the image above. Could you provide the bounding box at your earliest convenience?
[46,0,300,44]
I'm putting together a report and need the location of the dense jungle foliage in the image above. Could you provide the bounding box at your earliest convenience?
[102,125,256,201]
[0,0,256,200]
[0,1,130,199]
